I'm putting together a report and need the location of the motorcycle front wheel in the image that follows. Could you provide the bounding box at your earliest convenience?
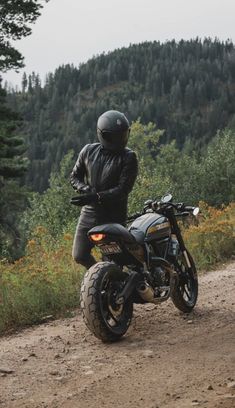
[80,261,133,342]
[171,250,198,313]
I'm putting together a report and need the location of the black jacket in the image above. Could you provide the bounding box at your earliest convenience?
[70,143,138,225]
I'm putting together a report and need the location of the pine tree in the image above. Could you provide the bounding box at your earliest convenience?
[0,0,49,259]
[21,72,28,93]
[0,0,49,71]
[0,82,28,259]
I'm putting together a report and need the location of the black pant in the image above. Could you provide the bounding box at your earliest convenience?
[72,207,97,268]
[72,224,96,268]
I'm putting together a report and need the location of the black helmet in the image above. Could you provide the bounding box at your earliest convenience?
[97,110,130,151]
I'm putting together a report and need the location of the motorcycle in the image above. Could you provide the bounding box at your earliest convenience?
[79,194,199,342]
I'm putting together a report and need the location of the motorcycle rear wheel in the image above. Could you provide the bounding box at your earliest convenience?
[171,250,198,313]
[80,261,133,342]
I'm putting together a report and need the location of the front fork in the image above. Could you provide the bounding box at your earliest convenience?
[182,249,191,268]
[168,208,192,269]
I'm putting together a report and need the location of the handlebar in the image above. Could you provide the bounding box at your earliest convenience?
[127,199,199,221]
[152,201,197,213]
[184,206,195,212]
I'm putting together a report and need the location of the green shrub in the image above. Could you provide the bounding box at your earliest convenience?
[184,202,235,270]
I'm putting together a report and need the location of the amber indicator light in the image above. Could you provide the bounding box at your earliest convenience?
[90,233,106,241]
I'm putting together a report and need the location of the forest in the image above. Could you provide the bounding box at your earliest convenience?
[5,38,235,192]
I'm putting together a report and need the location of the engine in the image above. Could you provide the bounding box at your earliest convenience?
[137,263,178,304]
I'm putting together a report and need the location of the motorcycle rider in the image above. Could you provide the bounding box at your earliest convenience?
[70,110,138,268]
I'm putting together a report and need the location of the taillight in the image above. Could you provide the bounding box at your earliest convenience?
[90,233,106,242]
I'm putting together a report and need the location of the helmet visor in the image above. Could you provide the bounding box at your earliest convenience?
[101,130,129,146]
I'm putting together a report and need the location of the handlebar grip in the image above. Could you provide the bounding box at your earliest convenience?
[175,211,190,217]
[184,206,194,212]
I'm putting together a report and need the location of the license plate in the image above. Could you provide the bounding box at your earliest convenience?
[100,243,122,254]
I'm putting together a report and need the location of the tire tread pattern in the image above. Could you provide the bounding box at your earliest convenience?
[80,262,132,342]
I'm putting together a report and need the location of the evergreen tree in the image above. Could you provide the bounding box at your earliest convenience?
[21,72,28,93]
[0,0,49,71]
[0,0,49,259]
[0,81,28,259]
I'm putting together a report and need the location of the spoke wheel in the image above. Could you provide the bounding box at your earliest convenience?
[171,250,198,313]
[81,262,133,342]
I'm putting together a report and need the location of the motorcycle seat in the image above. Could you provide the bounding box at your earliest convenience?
[88,223,135,244]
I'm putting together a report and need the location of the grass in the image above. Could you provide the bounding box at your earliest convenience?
[0,229,83,334]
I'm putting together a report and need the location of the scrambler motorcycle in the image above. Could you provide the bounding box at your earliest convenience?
[79,194,199,342]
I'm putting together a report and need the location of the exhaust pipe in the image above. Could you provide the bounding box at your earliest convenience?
[137,282,155,303]
[137,266,178,304]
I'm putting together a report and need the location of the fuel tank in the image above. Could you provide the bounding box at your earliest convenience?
[129,213,171,241]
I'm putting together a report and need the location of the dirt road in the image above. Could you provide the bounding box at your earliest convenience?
[0,263,234,408]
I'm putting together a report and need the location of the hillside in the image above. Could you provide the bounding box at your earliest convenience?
[7,38,235,191]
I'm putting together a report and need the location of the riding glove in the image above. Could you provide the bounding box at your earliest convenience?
[70,193,99,206]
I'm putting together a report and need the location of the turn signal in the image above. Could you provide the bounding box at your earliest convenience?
[90,233,106,242]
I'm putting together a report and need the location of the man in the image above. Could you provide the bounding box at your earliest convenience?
[70,110,138,268]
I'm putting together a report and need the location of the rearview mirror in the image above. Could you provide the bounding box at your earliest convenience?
[193,207,200,216]
[161,193,172,203]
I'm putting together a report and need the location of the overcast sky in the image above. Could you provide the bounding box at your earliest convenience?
[3,0,235,88]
